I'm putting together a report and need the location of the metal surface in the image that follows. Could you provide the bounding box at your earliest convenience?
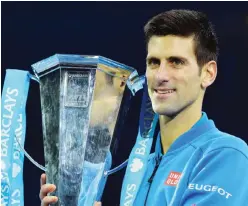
[32,54,138,206]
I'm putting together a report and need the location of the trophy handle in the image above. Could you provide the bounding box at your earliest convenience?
[12,73,47,172]
[126,71,145,96]
[29,72,40,83]
[15,134,47,171]
[103,159,128,176]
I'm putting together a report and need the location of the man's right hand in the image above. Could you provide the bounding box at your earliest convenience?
[39,173,102,206]
[40,173,58,206]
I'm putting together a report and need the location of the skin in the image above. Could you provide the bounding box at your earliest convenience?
[146,35,217,153]
[40,174,58,206]
[40,34,217,205]
[40,173,101,205]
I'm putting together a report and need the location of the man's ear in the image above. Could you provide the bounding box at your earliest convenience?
[201,61,217,89]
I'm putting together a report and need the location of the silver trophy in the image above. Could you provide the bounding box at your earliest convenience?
[31,54,142,206]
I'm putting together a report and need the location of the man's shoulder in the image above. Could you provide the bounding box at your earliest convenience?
[195,129,248,159]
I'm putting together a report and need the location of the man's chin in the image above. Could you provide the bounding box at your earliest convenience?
[153,107,178,117]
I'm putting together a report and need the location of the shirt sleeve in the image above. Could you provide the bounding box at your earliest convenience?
[180,147,248,206]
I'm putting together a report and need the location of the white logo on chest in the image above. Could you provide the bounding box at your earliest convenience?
[188,183,232,199]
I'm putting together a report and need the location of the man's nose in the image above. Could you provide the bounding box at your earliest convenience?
[155,62,170,82]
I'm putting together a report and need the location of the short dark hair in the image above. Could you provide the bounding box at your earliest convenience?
[144,9,219,67]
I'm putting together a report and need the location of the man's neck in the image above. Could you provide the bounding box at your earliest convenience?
[159,101,202,154]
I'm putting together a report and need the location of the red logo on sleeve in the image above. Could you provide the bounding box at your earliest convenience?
[165,171,182,186]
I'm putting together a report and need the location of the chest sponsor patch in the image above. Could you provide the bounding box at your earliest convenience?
[165,171,182,186]
[188,183,232,199]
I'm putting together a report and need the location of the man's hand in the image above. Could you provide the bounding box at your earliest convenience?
[40,173,102,206]
[40,173,58,206]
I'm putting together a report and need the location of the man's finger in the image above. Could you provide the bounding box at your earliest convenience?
[94,202,102,206]
[40,173,46,187]
[41,196,58,206]
[39,184,56,200]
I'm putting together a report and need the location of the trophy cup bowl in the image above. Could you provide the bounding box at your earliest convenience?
[32,54,139,206]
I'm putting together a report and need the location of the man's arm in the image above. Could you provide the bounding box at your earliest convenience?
[180,147,248,205]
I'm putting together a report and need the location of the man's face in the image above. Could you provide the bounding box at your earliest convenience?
[146,35,203,117]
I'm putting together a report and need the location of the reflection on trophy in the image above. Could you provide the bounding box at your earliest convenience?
[31,54,140,206]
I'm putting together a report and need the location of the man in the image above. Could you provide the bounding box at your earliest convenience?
[40,9,248,205]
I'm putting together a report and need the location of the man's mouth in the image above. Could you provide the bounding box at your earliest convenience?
[154,89,176,94]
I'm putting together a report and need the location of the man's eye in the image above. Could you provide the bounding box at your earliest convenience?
[147,58,160,66]
[147,59,160,66]
[170,59,184,66]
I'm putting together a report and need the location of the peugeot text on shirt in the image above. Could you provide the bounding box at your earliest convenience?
[188,183,232,199]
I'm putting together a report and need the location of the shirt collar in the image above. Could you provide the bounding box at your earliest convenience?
[155,112,216,157]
